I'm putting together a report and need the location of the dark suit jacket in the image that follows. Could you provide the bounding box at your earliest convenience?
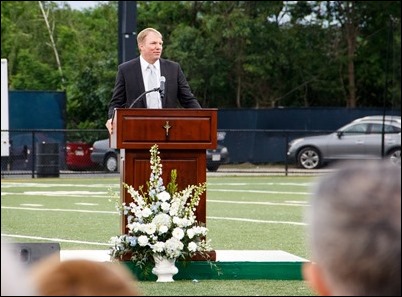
[108,57,201,118]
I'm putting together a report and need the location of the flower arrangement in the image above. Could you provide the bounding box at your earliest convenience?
[109,144,212,269]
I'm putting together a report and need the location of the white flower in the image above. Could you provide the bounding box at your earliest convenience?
[165,237,184,258]
[192,226,208,236]
[160,201,170,212]
[158,225,168,234]
[187,228,195,239]
[152,213,171,228]
[144,223,157,235]
[188,241,197,252]
[109,144,211,269]
[169,203,179,216]
[172,227,185,240]
[153,241,165,253]
[181,218,192,228]
[110,236,121,245]
[172,216,181,226]
[141,207,152,218]
[137,235,149,246]
[157,191,170,202]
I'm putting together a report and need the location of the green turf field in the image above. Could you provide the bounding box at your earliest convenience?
[1,175,317,296]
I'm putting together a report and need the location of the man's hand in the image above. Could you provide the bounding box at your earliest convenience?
[105,119,113,134]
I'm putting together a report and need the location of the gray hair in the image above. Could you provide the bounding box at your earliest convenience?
[306,160,401,296]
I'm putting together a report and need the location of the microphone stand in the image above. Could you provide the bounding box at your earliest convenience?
[110,87,160,124]
[128,87,160,108]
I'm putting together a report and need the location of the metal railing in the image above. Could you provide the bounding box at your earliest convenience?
[2,128,382,178]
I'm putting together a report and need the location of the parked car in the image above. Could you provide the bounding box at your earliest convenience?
[287,115,401,169]
[90,132,230,173]
[90,139,119,172]
[65,142,97,171]
[206,132,230,172]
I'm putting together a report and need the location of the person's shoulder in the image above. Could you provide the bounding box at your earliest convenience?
[118,57,140,70]
[160,58,180,68]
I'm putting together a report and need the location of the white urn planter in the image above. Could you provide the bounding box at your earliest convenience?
[152,254,179,282]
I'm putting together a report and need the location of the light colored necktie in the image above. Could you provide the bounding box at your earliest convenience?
[147,64,161,108]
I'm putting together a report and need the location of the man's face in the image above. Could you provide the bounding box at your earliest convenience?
[139,32,163,64]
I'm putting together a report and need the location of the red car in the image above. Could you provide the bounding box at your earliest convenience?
[65,142,97,171]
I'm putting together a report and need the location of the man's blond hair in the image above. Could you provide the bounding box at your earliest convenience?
[137,27,162,46]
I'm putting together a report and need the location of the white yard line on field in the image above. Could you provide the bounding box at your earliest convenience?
[1,192,110,198]
[1,233,109,246]
[1,182,119,188]
[209,199,307,207]
[209,182,311,187]
[1,206,305,226]
[209,189,309,195]
[1,206,117,214]
[208,216,306,226]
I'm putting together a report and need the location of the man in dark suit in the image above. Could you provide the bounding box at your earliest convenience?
[106,27,201,134]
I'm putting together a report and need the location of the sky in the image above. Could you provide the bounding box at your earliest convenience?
[59,1,108,10]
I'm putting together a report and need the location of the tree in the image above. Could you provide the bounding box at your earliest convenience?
[1,1,400,130]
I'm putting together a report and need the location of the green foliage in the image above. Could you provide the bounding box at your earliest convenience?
[1,1,400,128]
[166,169,178,196]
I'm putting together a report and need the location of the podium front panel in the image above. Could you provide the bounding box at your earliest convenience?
[121,149,207,234]
[111,108,217,150]
[112,108,216,236]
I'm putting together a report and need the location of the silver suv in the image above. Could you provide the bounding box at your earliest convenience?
[287,115,401,169]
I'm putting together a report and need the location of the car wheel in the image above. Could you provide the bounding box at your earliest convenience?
[104,153,118,172]
[207,164,220,172]
[387,148,401,167]
[297,147,321,169]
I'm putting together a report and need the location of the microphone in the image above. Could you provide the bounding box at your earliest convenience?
[159,76,166,99]
[128,87,160,108]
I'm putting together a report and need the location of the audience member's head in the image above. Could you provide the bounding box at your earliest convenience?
[303,160,401,296]
[30,255,141,296]
[1,239,38,296]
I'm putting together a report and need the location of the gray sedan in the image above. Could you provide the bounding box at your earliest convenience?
[287,115,401,169]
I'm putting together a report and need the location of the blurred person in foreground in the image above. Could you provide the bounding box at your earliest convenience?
[105,27,201,134]
[303,160,401,296]
[1,238,38,296]
[29,255,141,296]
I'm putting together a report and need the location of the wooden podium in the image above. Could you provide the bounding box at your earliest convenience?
[110,108,217,235]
